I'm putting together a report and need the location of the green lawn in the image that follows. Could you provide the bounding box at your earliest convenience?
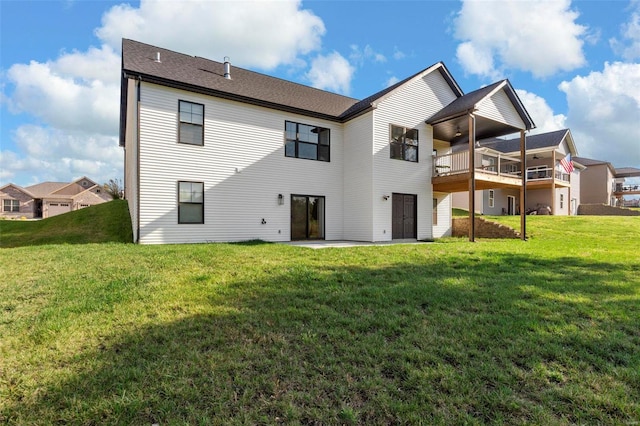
[0,209,638,425]
[0,200,132,247]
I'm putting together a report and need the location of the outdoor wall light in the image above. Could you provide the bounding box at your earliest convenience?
[382,195,390,201]
[278,193,284,205]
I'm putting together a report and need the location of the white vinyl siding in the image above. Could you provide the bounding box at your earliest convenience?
[343,112,374,241]
[371,70,458,241]
[476,89,526,130]
[137,82,344,244]
[432,192,451,238]
[124,78,139,242]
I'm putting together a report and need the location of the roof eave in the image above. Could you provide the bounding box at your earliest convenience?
[123,70,345,123]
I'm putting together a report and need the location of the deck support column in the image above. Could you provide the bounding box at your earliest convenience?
[551,150,556,215]
[468,113,476,242]
[520,130,527,241]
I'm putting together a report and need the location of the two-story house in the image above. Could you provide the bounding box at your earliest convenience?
[452,129,583,215]
[574,157,640,206]
[120,39,534,244]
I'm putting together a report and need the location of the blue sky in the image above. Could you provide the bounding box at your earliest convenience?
[1,0,639,189]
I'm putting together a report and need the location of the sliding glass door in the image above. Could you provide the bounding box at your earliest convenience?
[291,195,325,240]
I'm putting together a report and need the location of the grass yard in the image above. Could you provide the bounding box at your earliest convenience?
[0,207,638,425]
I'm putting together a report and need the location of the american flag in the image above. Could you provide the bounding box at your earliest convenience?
[560,153,574,174]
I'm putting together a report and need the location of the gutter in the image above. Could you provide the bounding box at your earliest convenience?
[122,70,351,124]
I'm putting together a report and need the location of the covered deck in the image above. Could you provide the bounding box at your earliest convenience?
[613,168,640,203]
[432,150,522,193]
[426,79,536,241]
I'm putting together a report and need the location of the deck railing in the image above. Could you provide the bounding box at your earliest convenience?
[433,151,521,178]
[525,167,570,183]
[613,183,640,193]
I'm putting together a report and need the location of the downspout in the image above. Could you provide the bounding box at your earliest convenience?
[520,130,527,241]
[468,113,476,242]
[135,76,141,243]
[551,150,556,214]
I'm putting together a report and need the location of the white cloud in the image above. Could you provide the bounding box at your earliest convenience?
[454,0,587,78]
[6,46,120,136]
[0,125,122,186]
[385,76,400,88]
[2,0,328,186]
[610,1,640,60]
[393,47,406,60]
[516,90,567,135]
[95,0,325,70]
[456,42,497,79]
[559,62,640,167]
[306,52,355,95]
[349,44,386,66]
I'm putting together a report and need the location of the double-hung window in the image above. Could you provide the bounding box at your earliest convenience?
[390,125,418,162]
[178,181,204,224]
[285,121,330,162]
[3,199,19,212]
[179,100,204,146]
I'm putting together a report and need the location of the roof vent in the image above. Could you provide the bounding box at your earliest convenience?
[224,56,231,79]
[155,52,161,63]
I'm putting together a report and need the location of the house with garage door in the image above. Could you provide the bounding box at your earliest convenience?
[452,129,584,215]
[0,177,112,219]
[120,39,535,244]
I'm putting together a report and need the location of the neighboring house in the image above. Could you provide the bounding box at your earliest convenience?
[574,157,640,206]
[452,129,583,215]
[612,167,640,206]
[120,39,534,244]
[0,177,111,219]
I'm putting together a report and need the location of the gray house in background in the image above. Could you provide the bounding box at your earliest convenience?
[453,129,582,215]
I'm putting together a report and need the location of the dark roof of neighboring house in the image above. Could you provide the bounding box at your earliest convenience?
[480,129,571,153]
[572,156,619,175]
[614,167,640,178]
[572,156,608,167]
[573,159,640,178]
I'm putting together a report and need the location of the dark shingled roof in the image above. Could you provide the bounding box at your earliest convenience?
[122,39,360,121]
[480,129,570,153]
[122,39,464,124]
[572,158,640,177]
[615,167,640,178]
[572,157,609,167]
[426,81,504,125]
[426,80,535,134]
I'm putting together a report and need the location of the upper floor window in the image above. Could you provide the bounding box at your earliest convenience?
[3,199,19,212]
[285,121,330,162]
[178,181,204,224]
[179,100,204,146]
[390,125,418,162]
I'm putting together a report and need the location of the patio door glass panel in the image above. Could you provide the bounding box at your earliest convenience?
[291,195,325,240]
